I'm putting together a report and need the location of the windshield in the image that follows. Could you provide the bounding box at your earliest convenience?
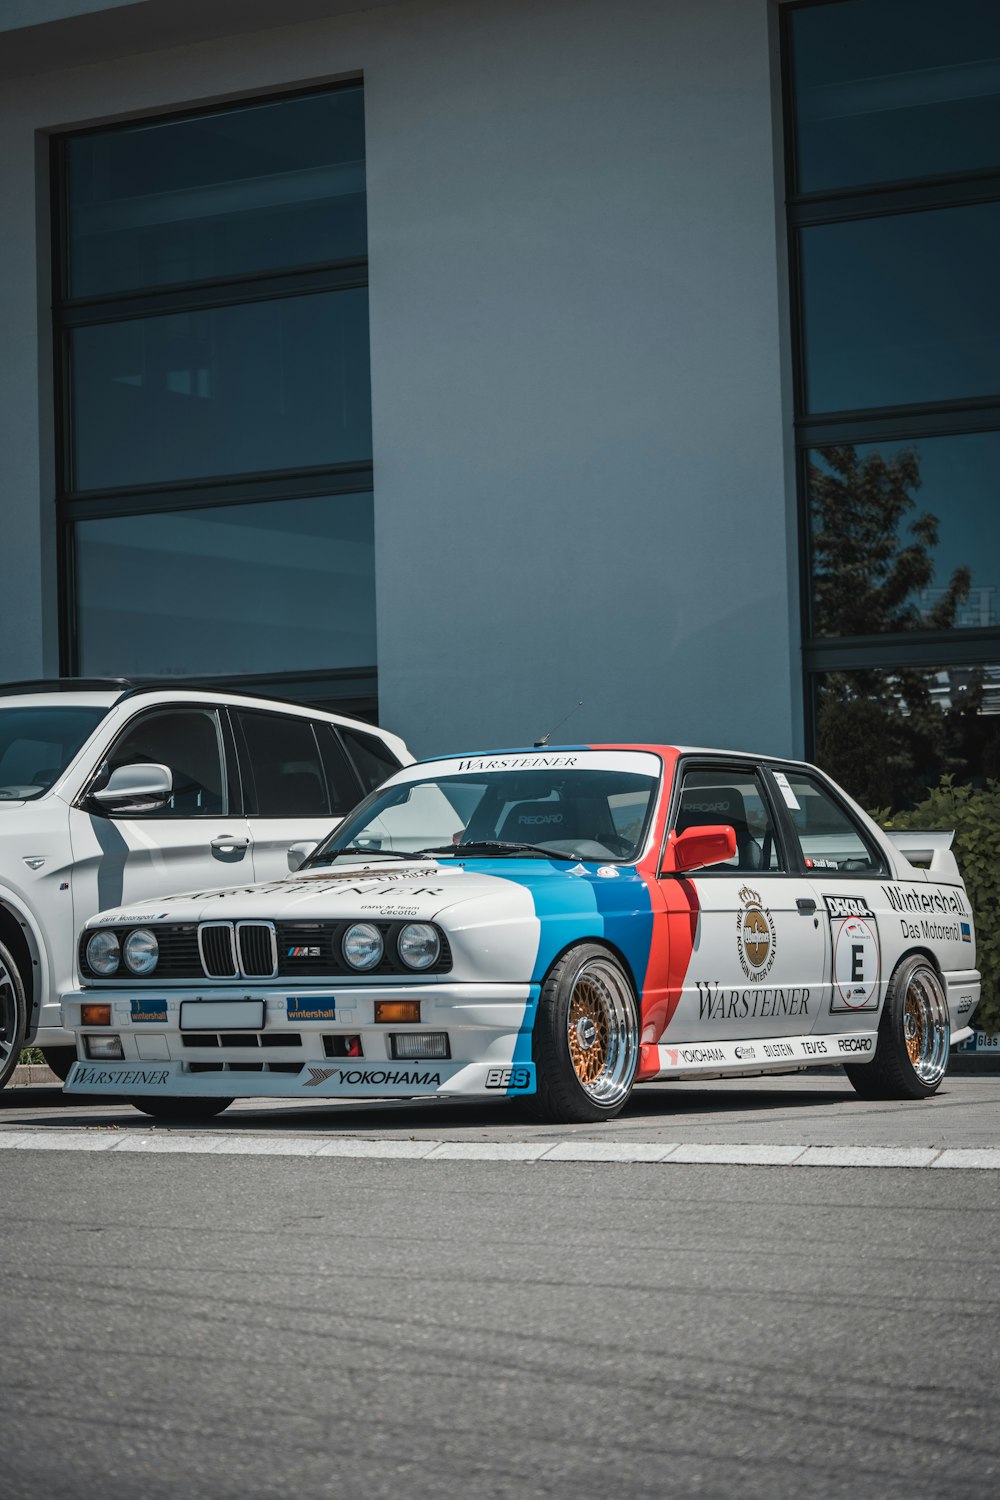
[0,705,108,801]
[306,757,661,865]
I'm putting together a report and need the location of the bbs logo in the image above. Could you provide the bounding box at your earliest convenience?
[485,1066,532,1090]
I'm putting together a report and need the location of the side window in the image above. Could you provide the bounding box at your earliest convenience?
[673,766,782,872]
[776,771,884,875]
[315,724,363,816]
[340,726,401,793]
[105,708,226,816]
[236,710,330,818]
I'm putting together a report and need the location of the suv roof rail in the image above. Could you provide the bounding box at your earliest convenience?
[0,677,135,697]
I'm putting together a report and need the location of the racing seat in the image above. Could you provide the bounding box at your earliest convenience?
[497,799,577,843]
[675,787,763,871]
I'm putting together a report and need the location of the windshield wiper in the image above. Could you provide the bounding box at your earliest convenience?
[418,840,578,860]
[305,847,433,867]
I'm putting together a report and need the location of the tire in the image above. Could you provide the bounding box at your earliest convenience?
[527,944,640,1123]
[41,1047,77,1082]
[127,1096,233,1121]
[845,954,950,1100]
[0,940,28,1091]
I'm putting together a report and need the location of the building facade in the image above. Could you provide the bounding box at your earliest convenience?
[1,0,997,803]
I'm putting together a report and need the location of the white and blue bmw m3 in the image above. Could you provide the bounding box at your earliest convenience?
[62,745,980,1123]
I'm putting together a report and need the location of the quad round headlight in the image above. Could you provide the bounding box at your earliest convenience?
[342,922,383,970]
[86,930,121,976]
[123,928,159,976]
[398,923,441,971]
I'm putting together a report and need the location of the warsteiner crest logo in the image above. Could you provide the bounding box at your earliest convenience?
[736,885,776,978]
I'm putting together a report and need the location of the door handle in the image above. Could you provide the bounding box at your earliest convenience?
[796,897,817,914]
[211,835,249,852]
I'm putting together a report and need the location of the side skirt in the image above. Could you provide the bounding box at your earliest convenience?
[645,1031,878,1079]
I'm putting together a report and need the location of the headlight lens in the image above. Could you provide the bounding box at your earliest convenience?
[398,922,441,970]
[342,922,384,970]
[86,930,121,976]
[123,928,159,975]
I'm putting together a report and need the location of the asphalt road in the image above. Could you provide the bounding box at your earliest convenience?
[3,1130,999,1499]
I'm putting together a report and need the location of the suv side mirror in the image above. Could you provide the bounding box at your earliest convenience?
[90,763,173,813]
[664,824,737,873]
[287,840,318,872]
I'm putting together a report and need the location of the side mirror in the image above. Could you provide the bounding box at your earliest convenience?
[90,763,172,813]
[665,824,737,873]
[287,840,318,873]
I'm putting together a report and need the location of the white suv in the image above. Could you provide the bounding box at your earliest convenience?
[0,679,411,1087]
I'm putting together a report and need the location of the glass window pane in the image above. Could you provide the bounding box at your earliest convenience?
[106,708,226,816]
[777,772,882,875]
[0,706,107,801]
[74,494,375,679]
[316,724,363,815]
[813,665,1000,809]
[235,711,330,818]
[800,204,1000,413]
[339,726,401,793]
[70,289,371,490]
[789,0,1000,193]
[67,87,366,296]
[808,434,1000,636]
[673,768,782,872]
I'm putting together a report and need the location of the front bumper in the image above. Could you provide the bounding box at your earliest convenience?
[61,982,537,1099]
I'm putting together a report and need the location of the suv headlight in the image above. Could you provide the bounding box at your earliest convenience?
[123,928,159,976]
[342,922,383,970]
[86,930,121,976]
[398,923,441,970]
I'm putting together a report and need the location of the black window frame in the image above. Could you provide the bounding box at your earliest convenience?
[660,756,791,878]
[762,763,889,880]
[80,701,239,819]
[51,79,378,722]
[780,0,1000,753]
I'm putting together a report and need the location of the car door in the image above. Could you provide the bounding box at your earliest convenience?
[655,759,830,1046]
[68,704,254,928]
[232,709,364,882]
[767,765,890,1040]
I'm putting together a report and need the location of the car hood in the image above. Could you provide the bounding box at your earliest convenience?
[84,857,645,928]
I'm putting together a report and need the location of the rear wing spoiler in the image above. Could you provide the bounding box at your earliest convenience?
[886,830,961,881]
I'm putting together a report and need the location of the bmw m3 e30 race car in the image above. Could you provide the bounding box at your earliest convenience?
[62,745,981,1123]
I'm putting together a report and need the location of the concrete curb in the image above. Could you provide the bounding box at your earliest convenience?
[9,1064,61,1088]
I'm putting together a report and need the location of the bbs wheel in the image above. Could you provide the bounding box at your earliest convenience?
[128,1096,233,1121]
[528,944,639,1123]
[0,940,28,1092]
[845,955,950,1100]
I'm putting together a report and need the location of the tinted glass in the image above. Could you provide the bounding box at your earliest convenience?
[778,772,881,875]
[0,706,106,801]
[813,664,1000,809]
[799,203,1000,413]
[236,711,329,818]
[808,436,1000,636]
[74,495,375,678]
[71,289,371,490]
[316,725,363,815]
[340,726,401,793]
[66,87,366,297]
[789,1,1000,193]
[673,768,781,872]
[106,708,225,816]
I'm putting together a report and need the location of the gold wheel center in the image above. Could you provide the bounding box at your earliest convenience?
[568,980,610,1084]
[904,993,926,1064]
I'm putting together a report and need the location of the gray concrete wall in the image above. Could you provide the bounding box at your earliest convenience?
[0,0,797,759]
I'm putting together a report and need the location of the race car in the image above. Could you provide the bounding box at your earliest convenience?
[61,744,981,1123]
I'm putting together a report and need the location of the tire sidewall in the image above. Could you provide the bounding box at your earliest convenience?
[881,954,949,1098]
[532,943,639,1122]
[0,939,28,1091]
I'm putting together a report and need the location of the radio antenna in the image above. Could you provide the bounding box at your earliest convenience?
[534,700,583,748]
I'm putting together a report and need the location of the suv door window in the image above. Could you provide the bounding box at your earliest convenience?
[339,726,401,793]
[673,766,782,872]
[103,708,227,816]
[316,724,364,815]
[775,771,886,875]
[235,710,330,818]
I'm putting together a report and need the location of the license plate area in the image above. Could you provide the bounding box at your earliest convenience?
[180,1000,265,1031]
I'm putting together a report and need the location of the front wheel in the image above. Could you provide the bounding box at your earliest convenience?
[0,940,28,1091]
[845,955,950,1100]
[527,944,639,1123]
[128,1096,233,1121]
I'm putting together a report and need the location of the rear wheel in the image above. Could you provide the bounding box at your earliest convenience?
[528,944,639,1123]
[0,941,28,1091]
[128,1096,233,1121]
[845,955,950,1100]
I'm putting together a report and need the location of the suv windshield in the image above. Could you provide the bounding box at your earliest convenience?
[0,706,108,801]
[307,761,660,865]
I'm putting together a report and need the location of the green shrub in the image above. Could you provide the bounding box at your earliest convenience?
[881,777,1000,1034]
[18,1047,45,1065]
